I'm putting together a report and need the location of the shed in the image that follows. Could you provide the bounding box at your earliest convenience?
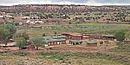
[102,35,115,40]
[69,40,82,45]
[46,39,66,46]
[86,41,98,47]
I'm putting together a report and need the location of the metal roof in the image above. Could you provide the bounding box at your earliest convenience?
[46,39,66,43]
[69,40,82,43]
[86,41,97,44]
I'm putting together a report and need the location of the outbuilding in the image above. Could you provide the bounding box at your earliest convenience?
[102,35,115,40]
[86,41,98,47]
[46,39,66,46]
[62,33,83,40]
[69,40,82,45]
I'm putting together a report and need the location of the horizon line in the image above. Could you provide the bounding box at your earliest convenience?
[1,3,130,6]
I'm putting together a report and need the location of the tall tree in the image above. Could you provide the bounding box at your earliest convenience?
[5,23,16,39]
[30,37,46,50]
[0,25,10,44]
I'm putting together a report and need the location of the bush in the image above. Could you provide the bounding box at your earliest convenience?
[42,34,47,36]
[114,30,125,41]
[14,37,27,49]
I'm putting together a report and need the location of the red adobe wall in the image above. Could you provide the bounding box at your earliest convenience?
[48,42,64,46]
[71,36,83,40]
[123,41,130,44]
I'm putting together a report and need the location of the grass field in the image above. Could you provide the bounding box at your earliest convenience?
[18,23,130,37]
[1,23,129,65]
[0,47,129,65]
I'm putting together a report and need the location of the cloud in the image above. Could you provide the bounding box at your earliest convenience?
[0,0,130,6]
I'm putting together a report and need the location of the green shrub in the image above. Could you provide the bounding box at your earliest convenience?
[42,34,47,36]
[114,30,125,41]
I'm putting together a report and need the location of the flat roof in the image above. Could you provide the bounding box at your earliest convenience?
[46,39,66,43]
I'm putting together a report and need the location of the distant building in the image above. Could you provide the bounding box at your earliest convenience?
[69,40,82,45]
[26,20,43,24]
[86,41,98,47]
[102,35,115,40]
[62,33,83,40]
[43,35,66,46]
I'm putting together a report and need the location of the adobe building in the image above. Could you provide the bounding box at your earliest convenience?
[62,33,72,39]
[47,39,66,46]
[62,33,83,40]
[69,40,82,45]
[82,34,102,40]
[71,35,83,40]
[102,35,115,40]
[43,35,66,46]
[123,39,130,44]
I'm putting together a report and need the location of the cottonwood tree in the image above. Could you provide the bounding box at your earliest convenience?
[30,37,46,50]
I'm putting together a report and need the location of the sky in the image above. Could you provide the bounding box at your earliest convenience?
[0,0,130,6]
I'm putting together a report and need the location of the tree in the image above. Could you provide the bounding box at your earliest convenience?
[0,25,11,45]
[5,23,16,35]
[5,23,16,39]
[14,37,26,49]
[30,37,46,50]
[13,31,29,40]
[42,34,47,36]
[114,30,125,41]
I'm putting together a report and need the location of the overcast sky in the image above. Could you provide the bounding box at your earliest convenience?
[0,0,130,6]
